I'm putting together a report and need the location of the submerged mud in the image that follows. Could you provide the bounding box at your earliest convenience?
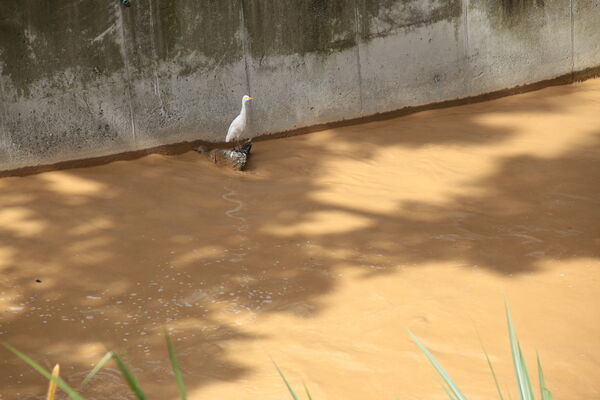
[0,79,599,399]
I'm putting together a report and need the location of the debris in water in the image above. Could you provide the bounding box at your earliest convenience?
[196,141,252,171]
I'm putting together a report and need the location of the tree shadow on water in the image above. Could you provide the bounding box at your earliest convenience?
[0,83,598,398]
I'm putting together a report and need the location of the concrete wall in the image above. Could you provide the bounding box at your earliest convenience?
[0,0,599,170]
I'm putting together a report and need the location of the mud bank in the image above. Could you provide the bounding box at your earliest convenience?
[0,79,599,399]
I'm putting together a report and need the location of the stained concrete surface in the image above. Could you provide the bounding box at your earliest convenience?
[467,0,572,95]
[0,0,599,170]
[574,0,600,71]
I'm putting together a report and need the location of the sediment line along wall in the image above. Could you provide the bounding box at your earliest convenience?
[0,0,599,171]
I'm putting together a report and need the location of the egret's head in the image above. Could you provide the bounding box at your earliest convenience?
[243,95,254,103]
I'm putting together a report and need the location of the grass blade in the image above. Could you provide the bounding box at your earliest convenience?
[1,342,86,400]
[518,342,534,399]
[537,353,552,400]
[482,347,505,400]
[438,379,460,400]
[165,331,187,400]
[111,353,146,400]
[506,383,513,400]
[302,382,313,400]
[407,329,467,400]
[47,364,60,400]
[271,358,299,400]
[302,382,312,400]
[80,351,113,389]
[505,302,532,400]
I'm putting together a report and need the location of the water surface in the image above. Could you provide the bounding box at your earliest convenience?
[1,79,599,399]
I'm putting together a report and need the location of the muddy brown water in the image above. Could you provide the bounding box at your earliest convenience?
[1,80,599,400]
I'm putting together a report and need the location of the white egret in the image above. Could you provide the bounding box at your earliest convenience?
[225,95,254,145]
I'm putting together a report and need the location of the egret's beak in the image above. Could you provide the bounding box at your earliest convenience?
[248,96,254,100]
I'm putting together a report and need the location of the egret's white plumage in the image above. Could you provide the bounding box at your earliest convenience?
[225,95,254,143]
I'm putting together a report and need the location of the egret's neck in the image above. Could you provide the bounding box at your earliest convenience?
[240,100,248,118]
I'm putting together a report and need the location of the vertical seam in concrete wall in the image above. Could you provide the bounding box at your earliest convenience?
[0,94,6,161]
[239,0,253,96]
[146,1,168,118]
[353,0,364,114]
[116,4,137,143]
[463,0,471,95]
[0,76,7,149]
[570,0,575,78]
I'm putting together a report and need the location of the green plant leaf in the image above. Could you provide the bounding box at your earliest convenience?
[482,347,505,400]
[271,358,299,400]
[438,379,460,400]
[518,342,534,399]
[302,381,313,400]
[165,330,187,400]
[505,302,532,400]
[407,329,467,400]
[1,342,86,400]
[80,351,113,389]
[111,353,146,400]
[537,353,552,400]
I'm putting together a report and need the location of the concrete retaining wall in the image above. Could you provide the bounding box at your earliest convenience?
[0,0,599,171]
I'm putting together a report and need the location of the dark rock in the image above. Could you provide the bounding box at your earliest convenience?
[238,140,252,156]
[206,141,252,171]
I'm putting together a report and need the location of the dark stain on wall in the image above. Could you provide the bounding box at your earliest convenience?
[0,0,466,92]
[242,0,358,59]
[501,0,545,18]
[116,0,243,79]
[360,0,463,39]
[149,0,242,71]
[472,0,548,29]
[241,0,462,59]
[0,1,124,97]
